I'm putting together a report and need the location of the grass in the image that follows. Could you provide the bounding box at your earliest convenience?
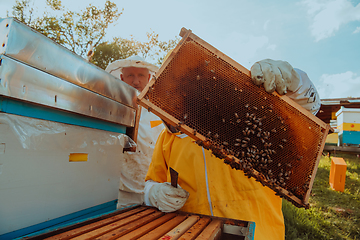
[283,152,360,240]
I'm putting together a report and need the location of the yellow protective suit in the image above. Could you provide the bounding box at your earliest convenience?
[145,129,285,240]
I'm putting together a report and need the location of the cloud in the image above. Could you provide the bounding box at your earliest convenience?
[263,20,270,31]
[316,71,360,99]
[219,31,276,69]
[301,0,360,41]
[354,26,360,33]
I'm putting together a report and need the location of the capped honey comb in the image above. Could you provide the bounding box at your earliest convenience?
[138,28,330,208]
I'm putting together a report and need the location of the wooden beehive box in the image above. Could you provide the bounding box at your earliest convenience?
[138,28,330,208]
[20,205,255,240]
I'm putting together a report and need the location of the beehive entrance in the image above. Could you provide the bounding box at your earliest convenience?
[139,28,329,208]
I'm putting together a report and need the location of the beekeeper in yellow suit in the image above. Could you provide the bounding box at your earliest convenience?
[105,56,165,208]
[143,59,321,240]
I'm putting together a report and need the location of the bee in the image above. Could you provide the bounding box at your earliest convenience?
[282,139,287,143]
[234,113,239,118]
[236,119,241,123]
[184,113,188,120]
[214,133,219,139]
[196,75,201,80]
[223,142,229,146]
[279,145,284,149]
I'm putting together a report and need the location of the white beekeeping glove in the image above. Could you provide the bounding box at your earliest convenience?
[251,59,321,115]
[144,180,189,212]
[250,59,300,95]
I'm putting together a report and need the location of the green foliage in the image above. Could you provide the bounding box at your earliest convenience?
[91,38,137,70]
[283,153,360,239]
[92,32,180,69]
[10,0,122,58]
[8,0,179,68]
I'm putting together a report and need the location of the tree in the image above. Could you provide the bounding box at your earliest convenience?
[92,32,180,69]
[9,0,179,68]
[11,0,122,58]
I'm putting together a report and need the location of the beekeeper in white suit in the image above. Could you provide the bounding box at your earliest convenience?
[105,55,164,208]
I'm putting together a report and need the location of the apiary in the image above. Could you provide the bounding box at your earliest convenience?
[18,205,255,240]
[137,28,330,208]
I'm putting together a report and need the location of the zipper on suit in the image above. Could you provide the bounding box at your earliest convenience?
[202,147,214,216]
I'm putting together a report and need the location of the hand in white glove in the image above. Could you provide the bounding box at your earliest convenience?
[144,180,189,212]
[250,59,300,95]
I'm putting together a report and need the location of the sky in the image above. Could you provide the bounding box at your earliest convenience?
[0,0,359,100]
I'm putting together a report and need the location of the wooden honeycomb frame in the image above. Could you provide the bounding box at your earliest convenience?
[138,28,330,208]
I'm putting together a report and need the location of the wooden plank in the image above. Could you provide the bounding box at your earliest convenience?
[116,213,177,240]
[137,215,187,240]
[159,215,200,240]
[44,207,148,240]
[178,217,212,240]
[95,211,164,240]
[195,219,222,240]
[305,123,331,203]
[70,209,156,240]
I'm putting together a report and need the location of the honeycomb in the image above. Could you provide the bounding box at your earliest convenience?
[138,29,329,208]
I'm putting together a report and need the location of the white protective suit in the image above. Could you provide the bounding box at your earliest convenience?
[105,56,164,208]
[118,109,164,207]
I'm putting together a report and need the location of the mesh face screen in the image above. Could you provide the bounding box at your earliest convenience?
[141,36,328,208]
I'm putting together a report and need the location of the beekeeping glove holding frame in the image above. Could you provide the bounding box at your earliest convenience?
[144,180,189,212]
[251,59,321,115]
[250,59,300,95]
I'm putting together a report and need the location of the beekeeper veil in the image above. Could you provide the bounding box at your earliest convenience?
[105,55,159,79]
